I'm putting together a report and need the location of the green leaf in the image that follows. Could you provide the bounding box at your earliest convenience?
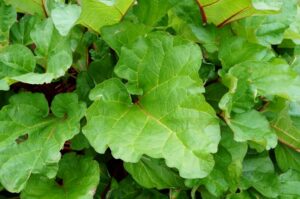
[102,21,151,54]
[51,4,81,36]
[275,144,300,172]
[78,0,134,33]
[222,59,300,103]
[227,110,277,150]
[30,18,73,81]
[279,169,300,198]
[283,7,300,45]
[264,98,300,151]
[0,0,16,46]
[219,36,275,71]
[10,15,42,45]
[108,177,168,199]
[232,0,297,46]
[169,0,233,57]
[133,0,178,26]
[0,93,86,192]
[0,44,36,88]
[4,0,45,16]
[83,32,220,179]
[241,153,279,198]
[124,157,185,189]
[21,153,100,199]
[196,0,281,26]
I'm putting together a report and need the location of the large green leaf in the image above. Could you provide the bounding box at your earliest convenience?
[83,32,220,179]
[124,157,185,189]
[227,110,277,150]
[21,153,100,199]
[0,93,86,192]
[78,0,134,33]
[196,0,282,26]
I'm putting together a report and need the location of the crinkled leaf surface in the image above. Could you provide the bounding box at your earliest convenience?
[0,93,86,192]
[78,0,134,33]
[21,153,100,199]
[124,157,185,189]
[83,32,220,179]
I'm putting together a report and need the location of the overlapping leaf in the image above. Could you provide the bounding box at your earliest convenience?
[0,93,85,192]
[78,0,134,33]
[124,157,185,189]
[83,32,220,179]
[21,153,100,199]
[196,0,282,26]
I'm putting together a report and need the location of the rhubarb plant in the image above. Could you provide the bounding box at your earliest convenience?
[0,0,300,198]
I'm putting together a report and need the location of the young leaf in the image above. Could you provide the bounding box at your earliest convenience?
[51,4,81,36]
[0,93,86,192]
[29,18,73,82]
[0,44,36,89]
[10,15,42,45]
[83,33,220,179]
